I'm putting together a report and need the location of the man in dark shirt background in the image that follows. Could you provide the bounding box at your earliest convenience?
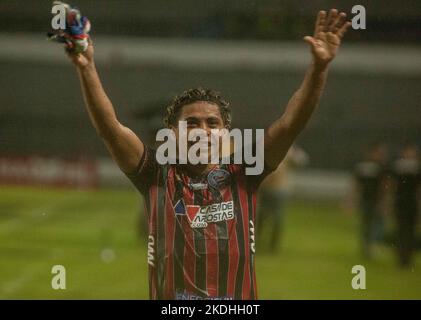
[353,143,389,259]
[391,143,421,268]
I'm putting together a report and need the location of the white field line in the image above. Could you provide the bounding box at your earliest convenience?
[0,250,65,298]
[0,197,72,296]
[0,196,78,234]
[0,263,45,297]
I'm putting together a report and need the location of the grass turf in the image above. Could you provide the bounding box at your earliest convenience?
[0,186,420,299]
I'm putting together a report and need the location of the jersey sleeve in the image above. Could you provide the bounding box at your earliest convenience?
[227,143,274,191]
[124,145,159,195]
[244,163,274,191]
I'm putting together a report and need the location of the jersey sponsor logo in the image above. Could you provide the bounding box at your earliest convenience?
[188,182,208,190]
[176,290,233,300]
[186,201,235,228]
[147,235,155,267]
[249,220,256,254]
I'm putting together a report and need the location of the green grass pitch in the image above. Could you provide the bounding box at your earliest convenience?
[0,186,420,299]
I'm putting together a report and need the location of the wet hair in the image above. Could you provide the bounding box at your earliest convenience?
[163,87,231,129]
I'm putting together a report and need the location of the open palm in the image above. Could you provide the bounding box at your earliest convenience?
[304,9,351,66]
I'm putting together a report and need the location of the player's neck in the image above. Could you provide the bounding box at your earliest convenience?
[180,163,218,179]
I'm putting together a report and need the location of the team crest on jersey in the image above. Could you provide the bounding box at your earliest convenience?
[207,169,231,189]
[186,201,235,228]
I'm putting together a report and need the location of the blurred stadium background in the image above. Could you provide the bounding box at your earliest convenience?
[0,0,420,299]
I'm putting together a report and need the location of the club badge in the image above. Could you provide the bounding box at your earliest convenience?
[207,169,231,189]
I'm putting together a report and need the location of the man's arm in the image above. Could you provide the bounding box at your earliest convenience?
[265,9,351,169]
[68,39,144,174]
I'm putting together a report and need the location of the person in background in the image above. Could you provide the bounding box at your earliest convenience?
[257,146,309,253]
[391,143,421,268]
[351,142,390,259]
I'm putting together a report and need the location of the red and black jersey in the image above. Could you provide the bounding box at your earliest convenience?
[126,146,272,300]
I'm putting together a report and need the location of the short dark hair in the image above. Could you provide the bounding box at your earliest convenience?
[163,87,232,129]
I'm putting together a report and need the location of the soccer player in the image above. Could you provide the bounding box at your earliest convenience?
[64,9,351,299]
[391,143,421,268]
[257,146,309,253]
[352,143,390,259]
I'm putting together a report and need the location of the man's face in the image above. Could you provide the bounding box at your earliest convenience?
[369,145,388,163]
[178,101,225,131]
[172,102,226,152]
[401,146,419,160]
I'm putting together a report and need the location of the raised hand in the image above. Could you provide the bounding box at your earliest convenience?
[67,37,94,68]
[47,1,93,68]
[304,9,351,67]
